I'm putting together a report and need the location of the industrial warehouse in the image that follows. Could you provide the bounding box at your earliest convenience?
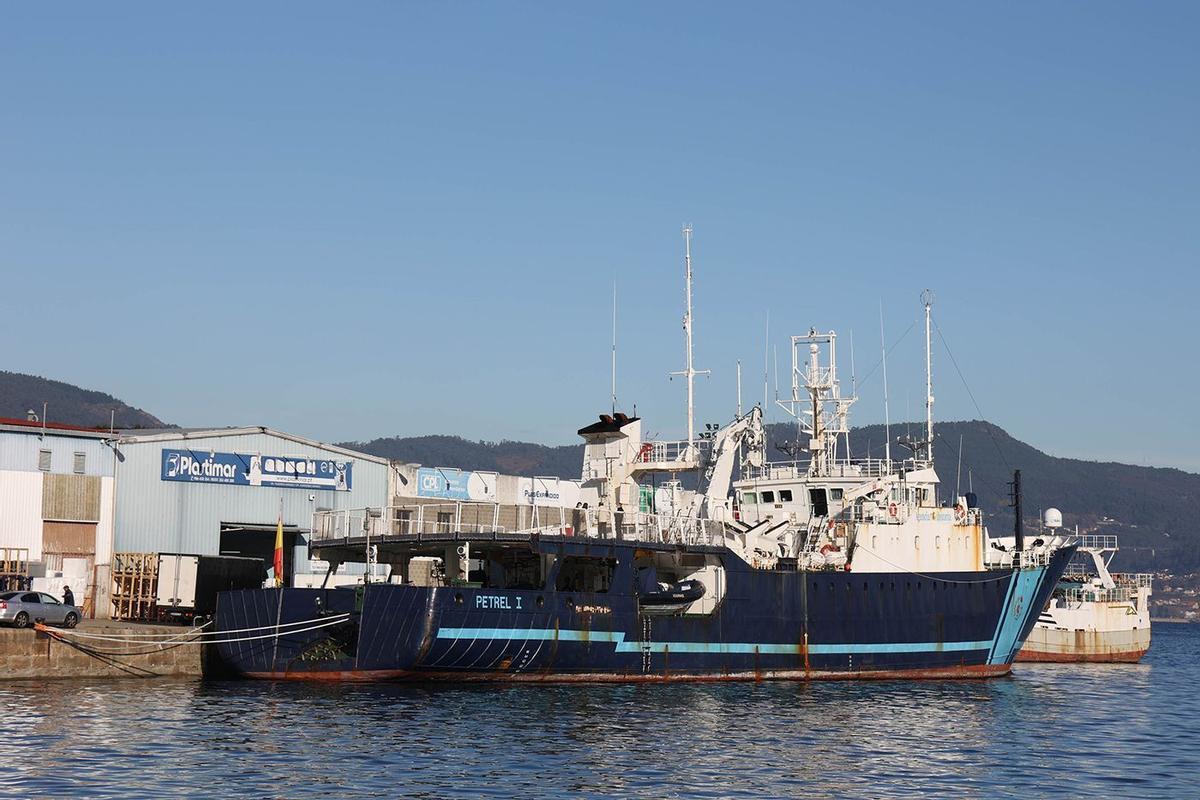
[0,415,584,622]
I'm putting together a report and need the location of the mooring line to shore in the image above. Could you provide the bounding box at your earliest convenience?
[32,613,351,654]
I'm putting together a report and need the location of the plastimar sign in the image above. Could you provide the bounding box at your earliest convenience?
[161,449,352,491]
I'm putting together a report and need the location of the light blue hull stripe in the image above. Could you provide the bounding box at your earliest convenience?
[435,627,991,655]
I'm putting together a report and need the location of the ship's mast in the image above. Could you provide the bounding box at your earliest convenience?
[671,225,709,459]
[922,289,934,463]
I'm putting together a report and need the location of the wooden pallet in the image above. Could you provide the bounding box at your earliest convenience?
[111,552,159,621]
[0,547,30,591]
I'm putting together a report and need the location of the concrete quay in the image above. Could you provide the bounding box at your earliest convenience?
[0,620,203,679]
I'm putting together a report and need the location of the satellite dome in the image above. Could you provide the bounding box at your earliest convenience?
[1043,508,1063,529]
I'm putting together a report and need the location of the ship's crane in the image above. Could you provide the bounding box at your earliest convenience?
[687,405,764,521]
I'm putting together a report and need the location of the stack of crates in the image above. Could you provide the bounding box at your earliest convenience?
[0,548,30,591]
[111,552,159,621]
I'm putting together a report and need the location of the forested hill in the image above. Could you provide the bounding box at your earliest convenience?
[339,434,583,479]
[347,420,1199,572]
[0,371,165,429]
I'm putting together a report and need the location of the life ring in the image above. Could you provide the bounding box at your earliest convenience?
[953,503,967,525]
[888,502,898,518]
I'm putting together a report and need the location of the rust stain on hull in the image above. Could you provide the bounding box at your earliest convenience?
[1016,647,1148,664]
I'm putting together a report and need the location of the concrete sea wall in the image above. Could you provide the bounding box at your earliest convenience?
[0,622,202,679]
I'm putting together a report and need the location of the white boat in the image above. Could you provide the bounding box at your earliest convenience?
[1016,530,1152,663]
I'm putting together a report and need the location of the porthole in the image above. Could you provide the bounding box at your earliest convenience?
[536,596,544,609]
[455,593,464,605]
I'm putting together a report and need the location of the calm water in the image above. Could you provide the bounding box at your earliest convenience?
[2,624,1195,799]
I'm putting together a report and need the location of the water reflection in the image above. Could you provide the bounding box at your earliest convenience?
[0,625,1194,798]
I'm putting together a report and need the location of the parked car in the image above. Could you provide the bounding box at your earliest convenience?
[0,591,80,629]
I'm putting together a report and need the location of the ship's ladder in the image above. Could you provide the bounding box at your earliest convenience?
[803,518,827,552]
[640,615,652,673]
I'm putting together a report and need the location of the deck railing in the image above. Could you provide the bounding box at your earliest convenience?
[1063,585,1143,604]
[742,456,934,482]
[1071,534,1119,552]
[984,547,1057,570]
[312,504,729,549]
[312,503,509,543]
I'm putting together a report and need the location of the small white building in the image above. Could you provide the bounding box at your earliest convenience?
[0,413,117,611]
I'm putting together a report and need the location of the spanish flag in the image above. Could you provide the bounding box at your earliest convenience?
[273,498,284,588]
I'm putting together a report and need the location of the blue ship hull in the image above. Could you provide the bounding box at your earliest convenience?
[213,540,1073,682]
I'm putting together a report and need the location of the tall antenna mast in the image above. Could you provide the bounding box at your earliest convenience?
[879,302,891,467]
[669,225,709,457]
[736,360,742,417]
[955,432,963,499]
[849,329,857,399]
[611,282,618,415]
[922,288,935,462]
[762,312,770,417]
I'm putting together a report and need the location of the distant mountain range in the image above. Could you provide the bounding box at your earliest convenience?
[4,370,1193,573]
[0,371,165,429]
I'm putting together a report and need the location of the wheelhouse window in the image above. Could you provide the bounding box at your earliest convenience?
[829,488,844,501]
[778,490,793,502]
[760,490,775,503]
[741,492,757,504]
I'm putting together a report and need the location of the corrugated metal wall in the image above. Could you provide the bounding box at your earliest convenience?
[0,471,45,560]
[113,431,389,570]
[0,432,115,476]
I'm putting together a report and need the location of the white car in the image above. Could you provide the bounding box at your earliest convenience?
[0,591,81,628]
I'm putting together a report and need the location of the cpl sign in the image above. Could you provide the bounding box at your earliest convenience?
[416,467,494,501]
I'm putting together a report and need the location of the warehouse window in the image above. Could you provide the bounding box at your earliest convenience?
[73,452,86,474]
[38,450,51,471]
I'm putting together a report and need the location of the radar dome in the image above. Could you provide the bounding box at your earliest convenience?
[1043,508,1063,529]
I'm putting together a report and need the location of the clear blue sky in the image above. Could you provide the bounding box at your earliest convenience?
[3,3,1197,471]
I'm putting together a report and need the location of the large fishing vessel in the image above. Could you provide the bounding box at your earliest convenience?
[212,232,1074,681]
[1016,532,1151,663]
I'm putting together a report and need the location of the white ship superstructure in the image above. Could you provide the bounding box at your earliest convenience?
[727,296,1063,575]
[1017,532,1152,662]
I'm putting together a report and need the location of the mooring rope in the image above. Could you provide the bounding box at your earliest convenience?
[33,613,352,651]
[48,613,350,643]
